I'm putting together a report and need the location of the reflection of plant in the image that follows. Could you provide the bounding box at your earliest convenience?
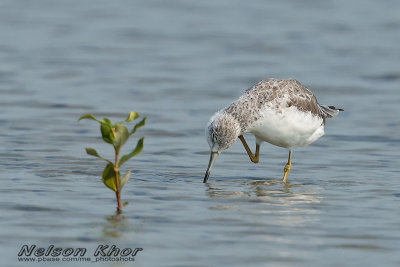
[103,213,129,238]
[79,111,147,212]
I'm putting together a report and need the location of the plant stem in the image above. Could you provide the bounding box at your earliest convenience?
[114,148,122,212]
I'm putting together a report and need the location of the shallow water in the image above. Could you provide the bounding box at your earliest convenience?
[1,0,400,266]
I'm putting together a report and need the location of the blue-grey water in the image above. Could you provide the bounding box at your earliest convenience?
[1,0,400,266]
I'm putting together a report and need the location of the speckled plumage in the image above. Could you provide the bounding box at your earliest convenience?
[226,78,327,131]
[206,78,341,151]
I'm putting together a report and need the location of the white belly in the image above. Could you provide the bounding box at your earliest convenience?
[247,106,325,149]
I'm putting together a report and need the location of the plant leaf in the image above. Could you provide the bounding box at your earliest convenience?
[118,169,131,192]
[78,114,114,128]
[102,163,119,192]
[119,137,144,166]
[85,147,112,164]
[78,114,101,122]
[122,201,129,207]
[113,123,129,150]
[130,116,147,135]
[125,111,140,122]
[100,118,114,144]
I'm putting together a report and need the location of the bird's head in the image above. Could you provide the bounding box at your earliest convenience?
[204,111,240,182]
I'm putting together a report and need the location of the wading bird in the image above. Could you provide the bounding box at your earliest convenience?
[204,78,342,183]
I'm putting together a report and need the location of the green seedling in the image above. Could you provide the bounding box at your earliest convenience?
[79,111,147,212]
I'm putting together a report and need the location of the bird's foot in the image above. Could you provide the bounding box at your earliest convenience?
[282,163,291,184]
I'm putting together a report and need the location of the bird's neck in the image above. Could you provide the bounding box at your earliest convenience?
[222,108,247,135]
[215,111,242,137]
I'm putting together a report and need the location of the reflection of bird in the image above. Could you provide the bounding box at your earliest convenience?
[204,78,342,183]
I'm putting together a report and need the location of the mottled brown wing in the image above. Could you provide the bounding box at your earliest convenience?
[282,80,326,123]
[287,93,324,117]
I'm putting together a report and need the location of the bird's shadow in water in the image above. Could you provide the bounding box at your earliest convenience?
[204,177,322,212]
[204,176,300,199]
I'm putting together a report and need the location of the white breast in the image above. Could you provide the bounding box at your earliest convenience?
[247,105,325,149]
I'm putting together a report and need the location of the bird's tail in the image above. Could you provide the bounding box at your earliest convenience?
[320,105,343,119]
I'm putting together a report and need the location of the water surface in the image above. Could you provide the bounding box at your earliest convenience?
[1,0,400,266]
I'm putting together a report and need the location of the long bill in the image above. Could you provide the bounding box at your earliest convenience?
[203,152,219,183]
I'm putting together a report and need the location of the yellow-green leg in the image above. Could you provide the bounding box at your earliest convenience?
[238,135,260,163]
[282,150,292,183]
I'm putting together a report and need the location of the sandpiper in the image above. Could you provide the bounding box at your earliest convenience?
[204,78,342,183]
